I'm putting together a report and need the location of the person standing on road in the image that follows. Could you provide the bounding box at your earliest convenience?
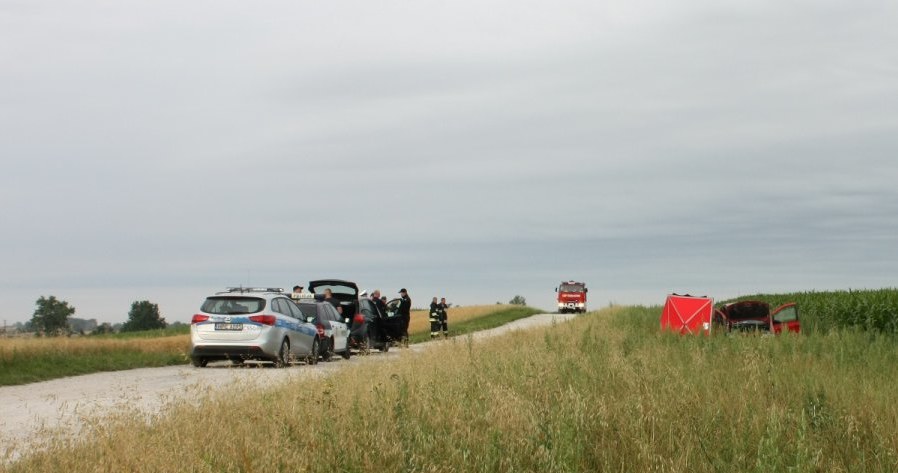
[438,297,449,338]
[429,297,441,339]
[397,288,412,346]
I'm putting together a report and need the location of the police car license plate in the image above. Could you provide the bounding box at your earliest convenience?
[215,323,243,331]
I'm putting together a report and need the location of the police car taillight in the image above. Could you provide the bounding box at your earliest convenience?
[249,315,276,326]
[191,314,209,324]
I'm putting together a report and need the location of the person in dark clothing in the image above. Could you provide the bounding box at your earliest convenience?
[429,297,440,339]
[371,289,387,313]
[323,288,343,316]
[396,288,412,346]
[438,297,449,338]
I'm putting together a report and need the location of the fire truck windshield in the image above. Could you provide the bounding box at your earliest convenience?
[559,284,585,292]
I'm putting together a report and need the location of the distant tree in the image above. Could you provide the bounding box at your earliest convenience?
[509,295,527,306]
[93,322,115,335]
[168,321,188,329]
[30,295,76,335]
[121,300,167,332]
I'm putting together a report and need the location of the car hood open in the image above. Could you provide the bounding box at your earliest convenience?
[720,301,770,321]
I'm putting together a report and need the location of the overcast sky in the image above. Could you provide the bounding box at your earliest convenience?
[2,0,896,324]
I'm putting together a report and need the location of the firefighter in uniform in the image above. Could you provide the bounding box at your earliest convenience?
[397,288,412,346]
[429,297,440,339]
[438,297,449,338]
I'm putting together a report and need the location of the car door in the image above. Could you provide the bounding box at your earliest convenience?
[379,298,406,339]
[771,303,800,334]
[283,298,315,355]
[325,304,348,351]
[316,304,333,338]
[269,298,290,343]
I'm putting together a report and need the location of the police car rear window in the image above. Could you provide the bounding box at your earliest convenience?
[201,297,266,315]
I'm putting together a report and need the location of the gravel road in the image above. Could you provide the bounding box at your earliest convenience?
[0,312,576,461]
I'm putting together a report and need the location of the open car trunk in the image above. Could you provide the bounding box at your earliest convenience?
[308,279,360,323]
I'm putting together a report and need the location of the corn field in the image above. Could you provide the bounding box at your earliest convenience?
[725,288,898,333]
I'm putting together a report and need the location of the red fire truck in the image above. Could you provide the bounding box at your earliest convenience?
[556,281,588,313]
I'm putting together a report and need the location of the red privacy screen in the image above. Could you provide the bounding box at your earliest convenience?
[661,294,714,335]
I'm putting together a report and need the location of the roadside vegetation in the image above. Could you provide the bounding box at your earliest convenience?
[0,336,189,386]
[407,305,541,343]
[0,305,533,386]
[88,325,189,339]
[725,287,898,333]
[7,300,897,472]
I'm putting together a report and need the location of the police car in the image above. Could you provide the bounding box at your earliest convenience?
[190,287,320,367]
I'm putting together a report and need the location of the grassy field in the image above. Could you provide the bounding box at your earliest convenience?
[0,335,190,386]
[0,305,530,386]
[91,325,190,339]
[725,288,898,333]
[7,304,897,472]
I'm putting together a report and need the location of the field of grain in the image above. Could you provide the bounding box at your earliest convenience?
[0,335,190,386]
[407,304,519,335]
[7,303,897,472]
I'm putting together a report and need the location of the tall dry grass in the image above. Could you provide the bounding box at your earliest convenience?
[6,306,898,472]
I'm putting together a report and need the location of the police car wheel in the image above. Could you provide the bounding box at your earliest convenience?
[274,338,290,368]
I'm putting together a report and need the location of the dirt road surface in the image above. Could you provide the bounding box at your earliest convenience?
[0,312,576,461]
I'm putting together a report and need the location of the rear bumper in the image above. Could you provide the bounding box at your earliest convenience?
[191,345,272,360]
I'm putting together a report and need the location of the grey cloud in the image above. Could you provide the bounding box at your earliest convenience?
[2,0,896,322]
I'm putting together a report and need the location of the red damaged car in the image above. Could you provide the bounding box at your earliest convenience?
[714,300,800,334]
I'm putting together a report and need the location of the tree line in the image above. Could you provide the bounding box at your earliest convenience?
[29,296,168,335]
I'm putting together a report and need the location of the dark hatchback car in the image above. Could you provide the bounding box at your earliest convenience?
[307,279,405,353]
[714,300,801,334]
[353,297,408,353]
